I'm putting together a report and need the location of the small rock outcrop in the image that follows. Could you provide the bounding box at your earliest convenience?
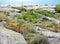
[0,26,27,44]
[43,16,60,24]
[36,26,60,44]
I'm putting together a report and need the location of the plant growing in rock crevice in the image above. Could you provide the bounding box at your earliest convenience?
[28,34,49,44]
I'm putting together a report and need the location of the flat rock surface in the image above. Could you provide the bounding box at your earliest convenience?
[36,26,60,44]
[0,26,27,44]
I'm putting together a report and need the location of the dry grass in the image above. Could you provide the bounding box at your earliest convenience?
[37,20,60,32]
[0,12,8,21]
[54,13,60,20]
[0,12,22,33]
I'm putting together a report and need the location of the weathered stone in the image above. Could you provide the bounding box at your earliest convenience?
[36,26,60,44]
[0,26,27,44]
[43,16,60,24]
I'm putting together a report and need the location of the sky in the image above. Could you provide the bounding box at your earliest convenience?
[0,0,60,6]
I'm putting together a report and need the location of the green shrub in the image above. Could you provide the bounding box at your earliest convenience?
[28,29,36,33]
[34,9,54,17]
[17,12,41,23]
[55,5,60,12]
[26,34,35,40]
[29,35,49,44]
[12,17,25,25]
[12,7,27,11]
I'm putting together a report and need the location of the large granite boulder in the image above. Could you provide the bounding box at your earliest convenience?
[0,26,27,44]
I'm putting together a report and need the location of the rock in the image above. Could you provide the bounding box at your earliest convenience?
[0,26,27,44]
[36,26,60,44]
[8,12,22,20]
[43,16,60,24]
[34,12,60,24]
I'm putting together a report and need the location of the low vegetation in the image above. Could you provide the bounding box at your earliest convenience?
[54,13,60,20]
[12,9,60,33]
[0,12,8,21]
[34,9,54,17]
[0,12,22,33]
[37,20,60,32]
[12,7,27,11]
[26,34,49,44]
[1,5,60,44]
[16,12,42,23]
[55,5,60,12]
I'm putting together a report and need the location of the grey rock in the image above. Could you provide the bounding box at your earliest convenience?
[43,16,60,24]
[0,26,27,44]
[34,12,60,24]
[36,26,60,44]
